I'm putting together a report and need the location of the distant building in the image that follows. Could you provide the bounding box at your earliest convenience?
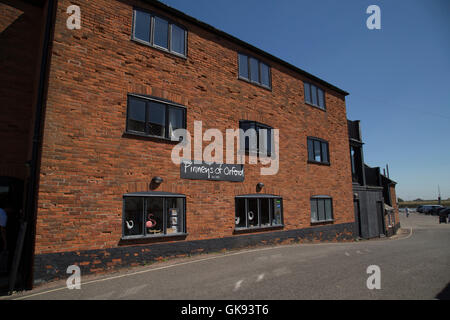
[348,120,400,239]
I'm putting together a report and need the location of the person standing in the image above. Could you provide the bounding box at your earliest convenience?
[0,206,7,252]
[0,205,9,274]
[405,207,409,218]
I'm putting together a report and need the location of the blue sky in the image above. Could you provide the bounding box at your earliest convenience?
[160,0,450,201]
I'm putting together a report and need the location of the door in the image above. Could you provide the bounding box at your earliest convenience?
[376,201,385,236]
[353,199,362,238]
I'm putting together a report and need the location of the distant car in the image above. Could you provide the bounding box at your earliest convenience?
[439,207,450,218]
[421,205,443,215]
[416,205,425,213]
[429,206,445,216]
[438,208,449,223]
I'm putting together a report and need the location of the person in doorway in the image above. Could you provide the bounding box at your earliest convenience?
[0,205,9,252]
[0,204,12,274]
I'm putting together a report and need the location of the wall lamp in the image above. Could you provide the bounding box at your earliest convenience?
[150,176,164,189]
[256,182,264,192]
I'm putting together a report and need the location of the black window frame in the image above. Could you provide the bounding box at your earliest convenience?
[132,7,188,58]
[126,94,187,141]
[238,53,272,90]
[234,195,284,231]
[122,192,187,240]
[239,120,274,157]
[307,137,330,165]
[310,196,334,224]
[304,81,326,110]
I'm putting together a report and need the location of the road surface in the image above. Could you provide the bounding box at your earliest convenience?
[4,211,450,300]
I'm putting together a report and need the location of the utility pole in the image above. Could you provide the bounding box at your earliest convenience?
[438,185,441,205]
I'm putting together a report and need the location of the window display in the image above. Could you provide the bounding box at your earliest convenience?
[123,194,185,238]
[235,196,283,230]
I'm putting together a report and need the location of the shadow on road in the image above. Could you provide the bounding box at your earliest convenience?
[435,282,450,300]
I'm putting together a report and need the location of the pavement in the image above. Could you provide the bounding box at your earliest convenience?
[2,211,449,300]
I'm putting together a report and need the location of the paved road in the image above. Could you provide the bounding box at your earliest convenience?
[5,212,450,300]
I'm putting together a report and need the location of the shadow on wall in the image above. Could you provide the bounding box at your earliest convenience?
[435,282,450,300]
[0,3,41,180]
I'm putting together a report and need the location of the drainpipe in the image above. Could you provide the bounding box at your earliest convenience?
[11,0,57,292]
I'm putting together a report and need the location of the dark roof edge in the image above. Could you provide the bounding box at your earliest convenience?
[147,0,349,96]
[364,163,397,184]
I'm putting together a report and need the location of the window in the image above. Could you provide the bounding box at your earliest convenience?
[238,53,271,88]
[126,94,186,140]
[304,82,326,110]
[239,120,273,157]
[132,9,187,57]
[235,196,283,230]
[123,193,186,238]
[310,196,333,223]
[307,137,329,164]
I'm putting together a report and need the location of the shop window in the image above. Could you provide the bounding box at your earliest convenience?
[235,196,283,230]
[310,196,333,223]
[126,94,186,140]
[123,193,185,238]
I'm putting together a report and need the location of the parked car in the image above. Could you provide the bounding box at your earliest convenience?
[429,206,445,216]
[440,207,450,219]
[438,208,449,223]
[421,205,443,215]
[416,205,425,213]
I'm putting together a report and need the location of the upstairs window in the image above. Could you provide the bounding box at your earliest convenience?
[239,120,274,157]
[307,137,329,164]
[126,94,186,140]
[238,53,271,89]
[304,82,326,110]
[132,8,187,57]
[310,196,333,223]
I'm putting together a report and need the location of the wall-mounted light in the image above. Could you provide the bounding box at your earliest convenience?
[152,176,163,185]
[150,176,164,189]
[256,182,264,192]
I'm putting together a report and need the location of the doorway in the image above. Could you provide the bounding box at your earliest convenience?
[0,176,24,293]
[353,199,362,238]
[376,201,386,236]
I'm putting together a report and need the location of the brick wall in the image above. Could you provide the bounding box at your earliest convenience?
[34,0,354,255]
[389,185,400,226]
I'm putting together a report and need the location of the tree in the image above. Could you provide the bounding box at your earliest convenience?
[414,198,423,202]
[397,198,404,203]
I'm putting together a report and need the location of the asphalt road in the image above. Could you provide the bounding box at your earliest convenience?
[5,211,450,300]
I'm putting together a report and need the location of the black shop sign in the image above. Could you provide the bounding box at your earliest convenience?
[180,160,244,182]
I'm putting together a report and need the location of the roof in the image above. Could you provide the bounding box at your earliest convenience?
[146,0,349,96]
[381,174,397,185]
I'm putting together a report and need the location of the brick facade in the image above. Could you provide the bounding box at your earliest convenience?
[2,0,358,284]
[389,184,400,228]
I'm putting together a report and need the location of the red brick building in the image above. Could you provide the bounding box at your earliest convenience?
[0,0,359,289]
